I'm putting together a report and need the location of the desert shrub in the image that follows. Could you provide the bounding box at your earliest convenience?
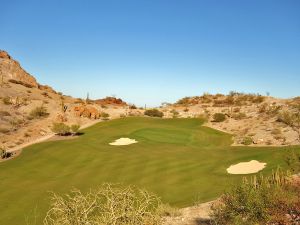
[213,113,226,122]
[2,96,11,105]
[0,111,11,116]
[183,108,189,112]
[29,106,49,119]
[51,123,70,136]
[259,103,268,113]
[285,150,300,173]
[144,109,164,118]
[43,184,163,225]
[211,170,300,225]
[170,109,179,118]
[176,97,190,105]
[129,104,137,109]
[70,124,80,134]
[277,111,296,127]
[24,132,30,138]
[252,95,265,104]
[277,110,300,140]
[241,136,253,145]
[100,112,110,120]
[267,105,282,116]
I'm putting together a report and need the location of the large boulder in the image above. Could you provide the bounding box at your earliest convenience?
[73,105,100,119]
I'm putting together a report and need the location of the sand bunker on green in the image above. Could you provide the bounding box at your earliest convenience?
[109,137,138,145]
[0,117,299,224]
[227,160,267,174]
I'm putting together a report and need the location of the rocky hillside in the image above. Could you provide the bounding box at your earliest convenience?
[0,50,138,152]
[162,93,300,146]
[0,50,38,87]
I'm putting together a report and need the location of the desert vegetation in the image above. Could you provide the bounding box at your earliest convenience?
[44,184,164,225]
[213,113,226,122]
[51,123,81,136]
[211,150,300,224]
[28,106,49,119]
[144,109,164,118]
[211,169,300,224]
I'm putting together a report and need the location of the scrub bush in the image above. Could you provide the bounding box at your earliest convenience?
[213,113,226,122]
[51,123,70,136]
[44,184,164,225]
[144,109,164,118]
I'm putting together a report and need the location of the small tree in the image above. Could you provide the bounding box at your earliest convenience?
[70,124,80,135]
[51,123,70,136]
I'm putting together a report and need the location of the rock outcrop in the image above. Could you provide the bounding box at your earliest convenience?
[74,105,100,119]
[95,97,127,106]
[0,50,38,87]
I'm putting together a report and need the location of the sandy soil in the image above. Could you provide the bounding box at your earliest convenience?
[227,160,267,174]
[109,137,138,146]
[163,201,214,225]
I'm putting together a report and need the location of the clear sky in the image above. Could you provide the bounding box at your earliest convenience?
[1,0,300,106]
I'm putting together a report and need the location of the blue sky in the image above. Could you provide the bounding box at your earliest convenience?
[1,0,300,106]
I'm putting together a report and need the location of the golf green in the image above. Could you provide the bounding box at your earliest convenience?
[0,117,299,224]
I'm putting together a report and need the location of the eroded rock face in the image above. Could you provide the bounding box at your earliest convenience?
[74,105,100,119]
[0,50,38,87]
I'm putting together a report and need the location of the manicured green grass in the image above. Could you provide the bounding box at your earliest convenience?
[0,117,299,224]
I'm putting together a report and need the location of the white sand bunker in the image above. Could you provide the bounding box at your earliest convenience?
[109,138,138,146]
[227,160,267,174]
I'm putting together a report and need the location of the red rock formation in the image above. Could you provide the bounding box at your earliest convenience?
[0,50,38,87]
[95,97,127,106]
[73,105,100,119]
